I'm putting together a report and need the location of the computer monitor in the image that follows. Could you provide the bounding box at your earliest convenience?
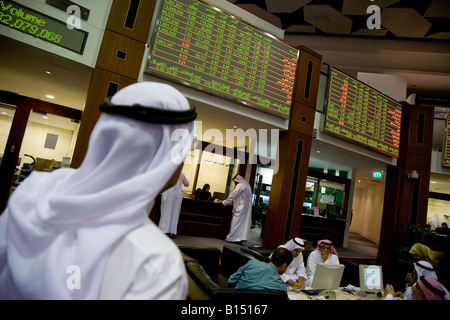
[311,263,345,290]
[359,265,384,293]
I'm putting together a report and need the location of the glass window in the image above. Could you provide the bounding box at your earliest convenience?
[181,147,201,196]
[18,110,79,171]
[196,150,237,200]
[317,179,345,218]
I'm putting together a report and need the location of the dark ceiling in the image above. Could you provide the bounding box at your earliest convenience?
[227,0,450,40]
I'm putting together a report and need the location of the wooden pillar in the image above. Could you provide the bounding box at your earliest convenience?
[377,103,434,262]
[262,46,322,248]
[71,0,157,168]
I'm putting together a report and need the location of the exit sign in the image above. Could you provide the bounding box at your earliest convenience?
[373,172,383,179]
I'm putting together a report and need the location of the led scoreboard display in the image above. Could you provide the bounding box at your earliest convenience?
[146,0,298,119]
[443,115,450,167]
[324,67,402,158]
[0,0,88,54]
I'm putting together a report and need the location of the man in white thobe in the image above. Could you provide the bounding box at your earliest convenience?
[220,175,252,243]
[0,82,196,299]
[306,239,340,287]
[270,237,308,289]
[159,172,189,238]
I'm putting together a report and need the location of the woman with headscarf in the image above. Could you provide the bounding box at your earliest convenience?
[306,239,339,287]
[219,175,252,244]
[194,183,211,201]
[409,243,445,279]
[0,82,196,299]
[270,237,308,290]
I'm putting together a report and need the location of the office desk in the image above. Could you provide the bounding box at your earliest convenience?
[150,195,232,238]
[287,286,386,300]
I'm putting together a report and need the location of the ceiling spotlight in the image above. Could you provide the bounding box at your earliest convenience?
[46,95,55,99]
[45,71,52,74]
[317,150,321,153]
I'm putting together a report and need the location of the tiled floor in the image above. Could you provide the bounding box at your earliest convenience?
[173,226,379,259]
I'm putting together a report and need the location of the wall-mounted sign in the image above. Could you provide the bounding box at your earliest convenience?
[372,172,383,179]
[146,0,298,119]
[0,0,88,54]
[324,67,402,158]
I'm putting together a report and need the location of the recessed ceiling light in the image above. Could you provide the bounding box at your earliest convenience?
[43,116,48,119]
[317,150,321,153]
[1,112,7,115]
[46,95,55,99]
[45,71,52,74]
[431,181,437,184]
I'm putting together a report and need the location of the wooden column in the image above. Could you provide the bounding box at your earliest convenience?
[262,46,322,248]
[377,103,434,262]
[71,0,157,168]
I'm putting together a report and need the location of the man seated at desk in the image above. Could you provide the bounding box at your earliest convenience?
[228,248,293,294]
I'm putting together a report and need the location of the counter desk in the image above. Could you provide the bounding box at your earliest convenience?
[150,195,232,238]
[299,214,347,247]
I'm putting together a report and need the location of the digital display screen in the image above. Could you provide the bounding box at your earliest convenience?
[363,266,382,290]
[146,0,298,119]
[444,115,450,167]
[0,0,88,54]
[324,67,402,158]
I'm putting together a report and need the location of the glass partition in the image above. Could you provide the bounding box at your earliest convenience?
[0,104,16,167]
[196,150,238,200]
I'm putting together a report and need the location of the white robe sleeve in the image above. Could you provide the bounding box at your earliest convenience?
[181,173,189,187]
[222,184,243,206]
[281,254,307,283]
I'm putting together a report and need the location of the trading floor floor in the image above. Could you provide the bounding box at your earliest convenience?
[173,226,379,259]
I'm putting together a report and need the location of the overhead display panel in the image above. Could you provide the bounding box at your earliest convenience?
[0,0,88,54]
[324,67,402,158]
[146,0,298,119]
[444,115,450,167]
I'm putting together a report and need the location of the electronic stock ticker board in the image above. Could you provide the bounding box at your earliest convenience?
[324,67,402,158]
[146,0,298,119]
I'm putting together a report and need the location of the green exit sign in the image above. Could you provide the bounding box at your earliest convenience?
[0,0,88,54]
[373,172,383,179]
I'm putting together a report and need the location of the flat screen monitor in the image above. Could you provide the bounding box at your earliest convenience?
[311,263,345,290]
[359,265,383,293]
[146,0,298,119]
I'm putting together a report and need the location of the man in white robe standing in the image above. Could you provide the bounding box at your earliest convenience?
[0,82,196,300]
[159,172,189,238]
[220,174,252,244]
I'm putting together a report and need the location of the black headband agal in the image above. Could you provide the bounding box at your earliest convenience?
[416,261,434,272]
[293,238,305,249]
[99,98,197,124]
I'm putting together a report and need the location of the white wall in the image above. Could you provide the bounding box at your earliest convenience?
[19,121,76,165]
[350,181,386,245]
